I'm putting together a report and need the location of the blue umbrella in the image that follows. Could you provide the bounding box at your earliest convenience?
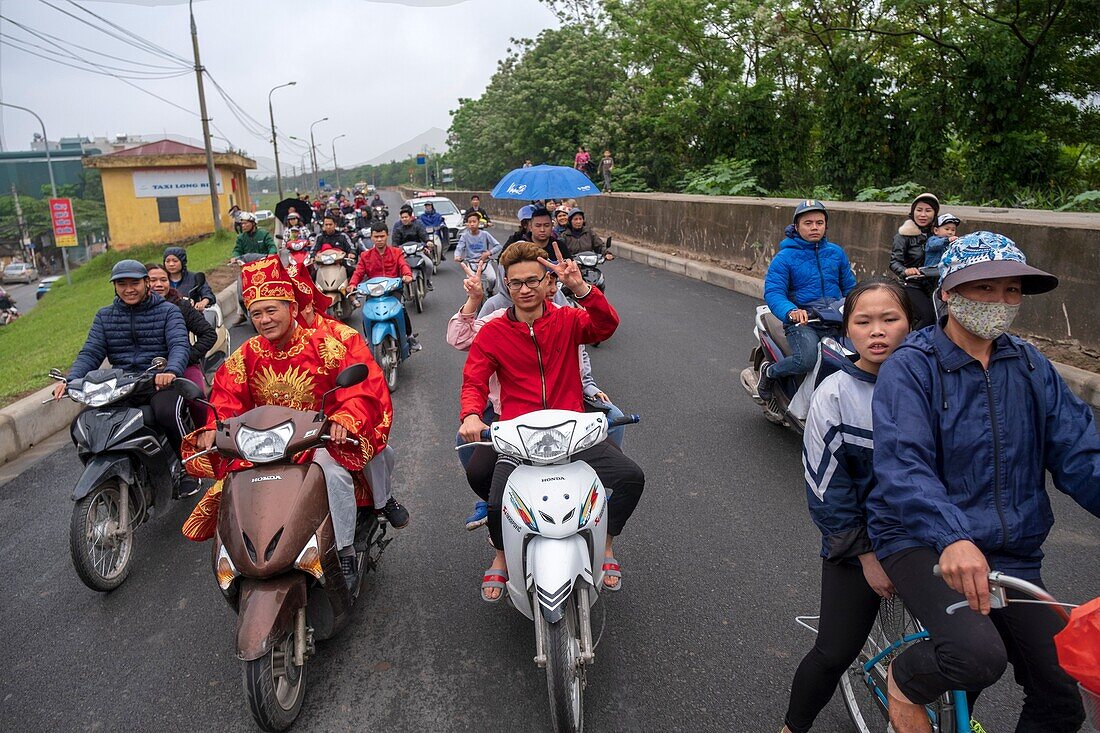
[490,164,602,200]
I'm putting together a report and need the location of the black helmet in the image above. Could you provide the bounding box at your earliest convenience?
[109,259,148,282]
[793,199,828,225]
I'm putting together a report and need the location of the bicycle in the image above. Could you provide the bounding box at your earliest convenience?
[796,568,1095,733]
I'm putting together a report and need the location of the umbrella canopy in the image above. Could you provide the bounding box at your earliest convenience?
[490,164,601,201]
[275,198,314,226]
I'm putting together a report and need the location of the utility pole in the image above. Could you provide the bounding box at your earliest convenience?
[267,81,296,200]
[331,134,346,192]
[189,0,222,231]
[10,183,27,264]
[309,117,327,194]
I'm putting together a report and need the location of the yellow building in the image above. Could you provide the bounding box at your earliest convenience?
[83,139,255,249]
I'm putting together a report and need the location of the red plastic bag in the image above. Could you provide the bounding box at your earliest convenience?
[1054,596,1100,694]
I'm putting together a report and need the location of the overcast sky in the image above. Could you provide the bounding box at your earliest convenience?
[0,0,557,173]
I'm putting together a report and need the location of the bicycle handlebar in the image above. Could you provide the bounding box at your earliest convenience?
[933,564,1074,620]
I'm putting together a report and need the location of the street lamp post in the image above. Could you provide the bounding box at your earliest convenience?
[267,81,296,200]
[331,134,346,192]
[0,101,70,285]
[309,117,328,193]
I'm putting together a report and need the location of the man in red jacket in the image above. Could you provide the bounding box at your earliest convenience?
[348,221,420,351]
[459,241,645,601]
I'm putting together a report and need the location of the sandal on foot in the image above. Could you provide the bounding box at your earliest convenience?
[481,568,508,603]
[602,557,623,592]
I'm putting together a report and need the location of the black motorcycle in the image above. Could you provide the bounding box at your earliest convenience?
[50,359,195,591]
[371,205,388,226]
[400,241,429,313]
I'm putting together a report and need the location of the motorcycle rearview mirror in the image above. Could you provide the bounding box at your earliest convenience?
[605,236,612,252]
[317,363,369,419]
[48,367,66,381]
[174,378,204,401]
[151,357,167,371]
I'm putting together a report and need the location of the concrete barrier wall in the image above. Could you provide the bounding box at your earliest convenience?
[419,188,1100,352]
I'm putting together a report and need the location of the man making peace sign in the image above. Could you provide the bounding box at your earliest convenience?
[458,241,646,601]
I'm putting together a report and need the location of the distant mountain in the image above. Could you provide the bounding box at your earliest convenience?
[362,127,449,166]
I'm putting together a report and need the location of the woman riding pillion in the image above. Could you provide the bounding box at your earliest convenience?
[781,281,914,733]
[757,200,857,401]
[163,246,216,311]
[868,232,1100,733]
[889,193,939,329]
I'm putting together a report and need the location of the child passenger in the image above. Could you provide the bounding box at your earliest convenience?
[923,213,961,268]
[780,280,913,733]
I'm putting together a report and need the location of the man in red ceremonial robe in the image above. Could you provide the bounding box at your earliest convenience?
[187,256,392,586]
[283,259,409,527]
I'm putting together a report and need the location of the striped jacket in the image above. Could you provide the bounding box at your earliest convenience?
[803,357,877,563]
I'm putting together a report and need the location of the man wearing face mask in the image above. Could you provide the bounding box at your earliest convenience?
[867,232,1100,733]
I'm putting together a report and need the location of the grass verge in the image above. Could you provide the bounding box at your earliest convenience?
[0,230,235,407]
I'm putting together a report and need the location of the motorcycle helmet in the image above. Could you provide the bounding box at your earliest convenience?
[517,204,535,221]
[109,259,148,282]
[238,211,257,223]
[792,199,828,224]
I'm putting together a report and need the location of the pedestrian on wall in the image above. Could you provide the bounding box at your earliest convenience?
[599,150,614,192]
[574,146,590,172]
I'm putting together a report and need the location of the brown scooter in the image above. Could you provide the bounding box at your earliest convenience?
[179,365,392,732]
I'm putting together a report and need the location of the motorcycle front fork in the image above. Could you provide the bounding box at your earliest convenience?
[532,586,595,668]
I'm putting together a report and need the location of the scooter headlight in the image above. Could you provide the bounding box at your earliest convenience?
[294,534,325,582]
[517,421,575,462]
[76,378,135,407]
[402,244,418,255]
[235,421,294,463]
[365,281,388,297]
[318,252,338,265]
[576,253,599,267]
[215,543,239,590]
[507,489,539,532]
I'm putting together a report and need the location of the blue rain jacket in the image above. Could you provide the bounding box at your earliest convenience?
[764,225,856,323]
[868,324,1100,579]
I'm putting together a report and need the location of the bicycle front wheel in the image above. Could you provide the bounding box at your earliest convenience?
[840,597,959,733]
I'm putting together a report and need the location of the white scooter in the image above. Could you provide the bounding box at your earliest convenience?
[464,409,639,733]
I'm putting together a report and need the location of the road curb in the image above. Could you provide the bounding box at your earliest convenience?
[613,239,1100,409]
[0,280,240,467]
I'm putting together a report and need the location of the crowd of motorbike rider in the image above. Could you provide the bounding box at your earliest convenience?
[42,173,1100,731]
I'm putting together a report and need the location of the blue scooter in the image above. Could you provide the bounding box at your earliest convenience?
[356,276,411,392]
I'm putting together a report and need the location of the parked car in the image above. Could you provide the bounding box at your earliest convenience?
[36,276,61,299]
[253,209,275,222]
[406,196,463,249]
[3,262,39,284]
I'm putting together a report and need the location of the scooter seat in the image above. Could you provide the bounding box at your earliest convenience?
[763,312,791,356]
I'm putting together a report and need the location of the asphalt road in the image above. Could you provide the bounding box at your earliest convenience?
[2,277,44,316]
[1,190,1098,732]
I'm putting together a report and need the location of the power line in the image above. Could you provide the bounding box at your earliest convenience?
[0,30,192,79]
[38,0,190,66]
[7,18,187,71]
[0,37,191,80]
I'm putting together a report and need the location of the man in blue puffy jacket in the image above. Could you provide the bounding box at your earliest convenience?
[868,232,1100,733]
[53,260,197,495]
[757,200,856,400]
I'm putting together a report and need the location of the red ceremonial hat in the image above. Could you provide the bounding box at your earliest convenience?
[282,260,333,320]
[240,256,295,308]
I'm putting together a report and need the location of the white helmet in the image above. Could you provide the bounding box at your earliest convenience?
[239,211,257,223]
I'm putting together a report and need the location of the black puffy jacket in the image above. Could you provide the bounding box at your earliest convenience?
[889,219,928,280]
[69,292,191,379]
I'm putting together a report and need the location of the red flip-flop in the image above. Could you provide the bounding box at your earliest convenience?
[481,568,508,603]
[602,557,623,592]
